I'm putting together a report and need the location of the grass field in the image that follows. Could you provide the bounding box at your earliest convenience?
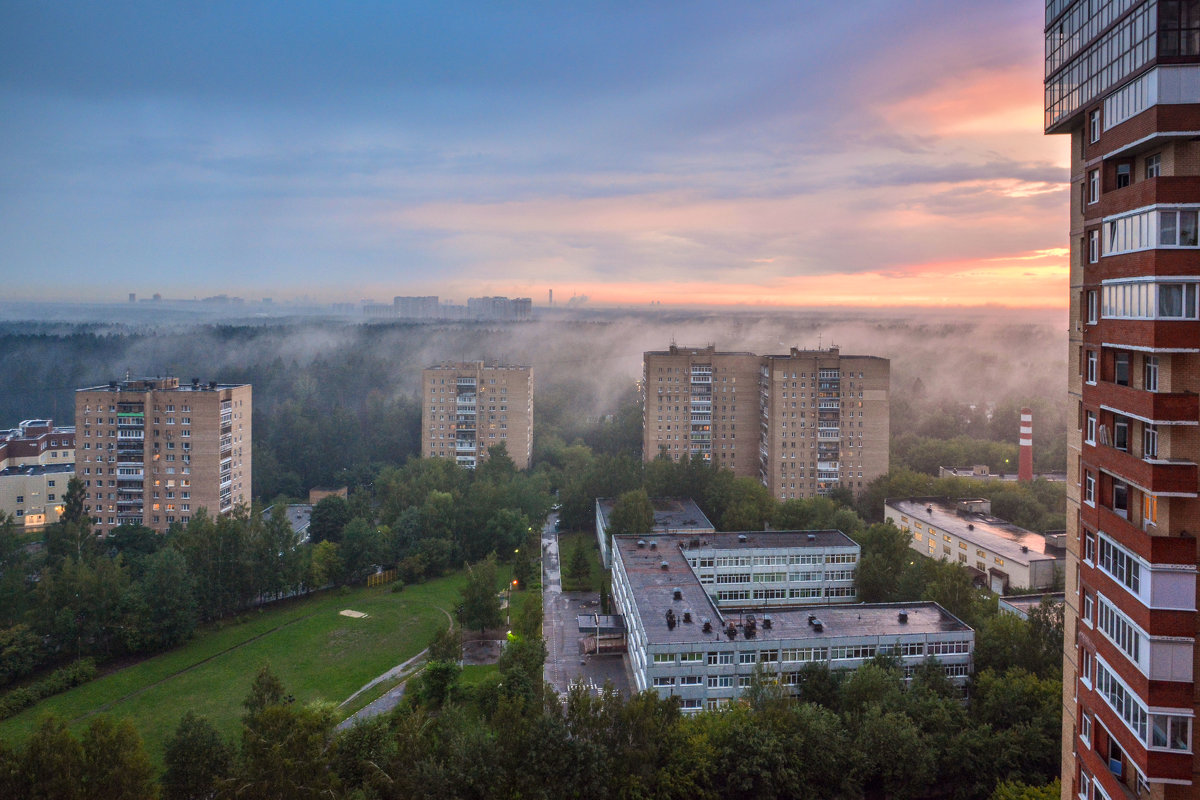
[558,531,605,593]
[0,572,472,766]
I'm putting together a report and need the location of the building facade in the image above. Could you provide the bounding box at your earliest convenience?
[610,533,972,711]
[422,362,533,469]
[642,345,890,499]
[75,378,252,535]
[595,496,715,569]
[0,420,76,528]
[1046,2,1200,796]
[885,497,1065,593]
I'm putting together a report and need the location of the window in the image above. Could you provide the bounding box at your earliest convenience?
[1080,713,1092,747]
[1085,412,1097,444]
[1084,530,1096,564]
[1113,417,1129,451]
[1085,473,1096,505]
[1144,356,1159,391]
[652,653,674,664]
[1112,479,1129,518]
[1114,352,1130,386]
[1082,592,1094,625]
[1088,169,1099,203]
[1080,648,1092,685]
[1087,289,1098,322]
[1116,162,1131,189]
[1150,714,1191,751]
[1089,109,1101,142]
[1142,493,1158,528]
[1098,534,1141,596]
[1097,594,1142,665]
[1160,210,1200,247]
[1145,153,1161,179]
[1086,351,1097,383]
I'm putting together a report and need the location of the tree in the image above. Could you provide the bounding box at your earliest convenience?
[427,623,461,663]
[0,624,43,687]
[162,711,233,800]
[460,555,502,634]
[307,495,351,544]
[991,779,1062,800]
[80,716,157,800]
[122,547,197,653]
[307,540,342,590]
[20,714,84,800]
[339,517,382,583]
[566,540,592,588]
[607,489,655,537]
[236,670,338,799]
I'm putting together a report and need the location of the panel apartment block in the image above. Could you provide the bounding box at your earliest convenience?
[422,362,533,470]
[642,344,889,499]
[1046,2,1200,796]
[75,378,252,535]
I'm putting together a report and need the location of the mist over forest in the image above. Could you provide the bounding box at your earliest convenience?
[0,306,1068,498]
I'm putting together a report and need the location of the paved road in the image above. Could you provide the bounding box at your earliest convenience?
[541,516,629,695]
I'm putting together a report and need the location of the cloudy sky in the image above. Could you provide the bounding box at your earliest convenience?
[0,1,1067,307]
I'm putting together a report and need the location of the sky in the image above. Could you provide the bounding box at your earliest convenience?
[0,1,1068,308]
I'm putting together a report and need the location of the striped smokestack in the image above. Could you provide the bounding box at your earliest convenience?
[1018,407,1033,482]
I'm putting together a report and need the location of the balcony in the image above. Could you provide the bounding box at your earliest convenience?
[1097,382,1199,424]
[456,441,476,452]
[456,395,477,405]
[456,378,476,386]
[1093,444,1198,495]
[1095,505,1198,566]
[1097,176,1200,219]
[690,374,711,384]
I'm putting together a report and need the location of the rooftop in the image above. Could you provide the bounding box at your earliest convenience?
[264,504,312,538]
[78,377,248,393]
[614,536,968,645]
[886,497,1062,565]
[0,463,75,478]
[676,529,857,550]
[597,497,714,534]
[998,593,1065,614]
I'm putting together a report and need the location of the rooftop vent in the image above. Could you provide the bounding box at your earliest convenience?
[682,609,692,623]
[725,623,737,639]
[737,533,748,543]
[762,615,773,629]
[208,381,217,389]
[1021,545,1029,553]
[690,538,701,548]
[807,533,816,542]
[649,541,657,550]
[808,613,817,626]
[967,523,975,530]
[898,610,908,624]
[672,587,683,601]
[637,540,646,548]
[192,378,200,387]
[665,609,676,630]
[702,619,712,633]
[927,505,933,514]
[811,619,824,632]
[660,560,669,571]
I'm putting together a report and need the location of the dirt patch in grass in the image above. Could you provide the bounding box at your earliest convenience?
[461,640,503,666]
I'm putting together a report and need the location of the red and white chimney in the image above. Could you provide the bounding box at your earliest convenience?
[1018,407,1033,482]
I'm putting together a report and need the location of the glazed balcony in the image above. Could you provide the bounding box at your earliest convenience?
[1097,176,1200,219]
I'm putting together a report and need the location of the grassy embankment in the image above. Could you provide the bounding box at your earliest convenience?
[0,571,475,766]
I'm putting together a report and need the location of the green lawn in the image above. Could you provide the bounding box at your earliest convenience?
[0,573,470,767]
[558,531,605,592]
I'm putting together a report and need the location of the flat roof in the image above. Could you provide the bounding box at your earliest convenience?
[999,593,1065,613]
[0,463,75,478]
[597,497,714,533]
[264,504,312,536]
[614,537,968,646]
[886,497,1060,566]
[676,529,857,550]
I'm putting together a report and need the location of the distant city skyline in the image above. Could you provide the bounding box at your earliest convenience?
[1,2,1064,308]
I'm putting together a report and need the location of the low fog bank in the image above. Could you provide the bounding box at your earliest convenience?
[0,307,1066,448]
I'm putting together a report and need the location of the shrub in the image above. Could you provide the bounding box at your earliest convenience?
[0,658,98,720]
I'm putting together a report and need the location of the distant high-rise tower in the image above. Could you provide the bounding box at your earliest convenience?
[642,344,889,498]
[1018,407,1033,482]
[422,362,533,469]
[1046,2,1200,797]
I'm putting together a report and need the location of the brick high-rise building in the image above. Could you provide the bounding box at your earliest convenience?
[75,377,252,534]
[422,362,533,469]
[1046,2,1200,797]
[642,345,889,499]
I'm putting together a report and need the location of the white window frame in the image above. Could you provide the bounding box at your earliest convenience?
[1088,169,1100,204]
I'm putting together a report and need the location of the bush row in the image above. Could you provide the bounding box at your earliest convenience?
[0,659,97,720]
